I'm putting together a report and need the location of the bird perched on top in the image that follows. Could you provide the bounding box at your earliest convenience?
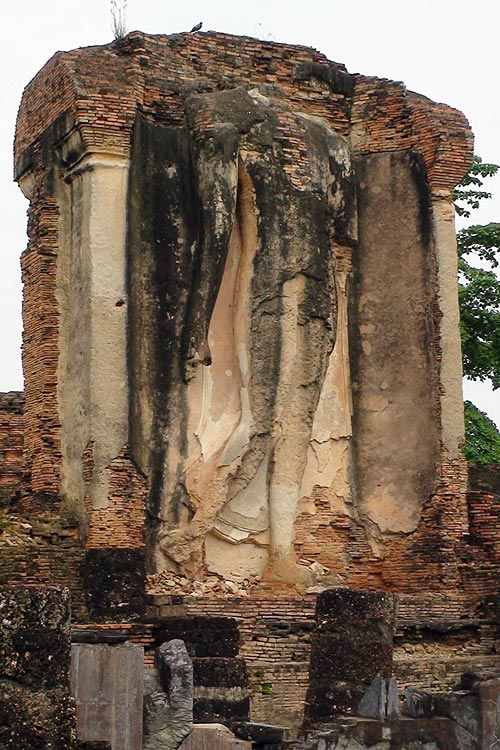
[190,22,202,32]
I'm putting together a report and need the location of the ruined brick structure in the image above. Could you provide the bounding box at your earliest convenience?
[2,30,500,736]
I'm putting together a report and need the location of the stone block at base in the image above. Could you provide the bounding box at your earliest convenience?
[71,642,144,750]
[0,586,76,749]
[179,724,252,750]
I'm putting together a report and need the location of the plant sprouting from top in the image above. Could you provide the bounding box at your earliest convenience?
[111,0,128,40]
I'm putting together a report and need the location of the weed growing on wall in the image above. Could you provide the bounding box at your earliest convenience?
[111,0,128,39]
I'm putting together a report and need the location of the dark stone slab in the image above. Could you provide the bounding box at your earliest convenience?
[190,656,249,725]
[435,690,479,733]
[348,718,386,746]
[193,657,248,687]
[308,634,393,683]
[154,616,240,657]
[386,677,400,719]
[84,548,146,620]
[306,682,358,721]
[231,721,285,744]
[358,675,386,719]
[194,696,250,724]
[478,679,500,750]
[0,680,76,749]
[71,641,144,750]
[350,716,458,750]
[0,585,71,688]
[72,628,131,644]
[403,687,436,718]
[458,671,500,690]
[178,724,252,750]
[0,586,76,749]
[304,589,396,726]
[315,589,397,639]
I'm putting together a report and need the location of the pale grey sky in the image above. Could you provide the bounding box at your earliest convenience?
[1,0,499,426]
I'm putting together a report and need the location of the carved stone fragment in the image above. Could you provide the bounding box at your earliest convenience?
[404,688,436,719]
[231,721,285,744]
[358,676,387,719]
[358,676,400,719]
[386,678,400,719]
[127,86,356,583]
[143,639,193,750]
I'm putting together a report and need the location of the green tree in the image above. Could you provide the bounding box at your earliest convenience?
[463,401,500,463]
[458,222,500,389]
[454,155,499,219]
[454,157,500,463]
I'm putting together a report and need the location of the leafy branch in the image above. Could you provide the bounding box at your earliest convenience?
[455,156,500,462]
[454,155,499,218]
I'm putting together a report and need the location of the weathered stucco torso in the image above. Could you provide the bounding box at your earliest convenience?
[127,89,356,581]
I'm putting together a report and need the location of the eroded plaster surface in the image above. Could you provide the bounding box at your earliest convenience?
[351,151,439,535]
[57,152,129,513]
[431,193,465,459]
[128,89,356,581]
[13,32,473,589]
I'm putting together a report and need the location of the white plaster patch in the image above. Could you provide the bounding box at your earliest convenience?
[432,196,465,457]
[269,482,300,556]
[57,154,130,510]
[218,386,252,466]
[195,366,241,464]
[299,269,353,499]
[364,483,421,534]
[205,533,269,581]
[364,395,390,412]
[218,449,271,536]
[301,440,351,502]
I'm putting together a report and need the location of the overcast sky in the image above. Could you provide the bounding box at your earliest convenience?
[1,0,499,426]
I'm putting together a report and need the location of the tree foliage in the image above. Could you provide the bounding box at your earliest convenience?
[454,157,500,463]
[454,155,499,218]
[454,159,500,389]
[463,400,500,463]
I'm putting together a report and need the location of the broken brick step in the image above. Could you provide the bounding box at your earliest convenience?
[154,616,240,657]
[193,657,250,725]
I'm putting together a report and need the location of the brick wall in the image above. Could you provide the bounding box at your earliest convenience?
[67,583,500,731]
[15,31,472,192]
[0,392,24,509]
[0,517,87,620]
[83,447,146,550]
[21,187,62,511]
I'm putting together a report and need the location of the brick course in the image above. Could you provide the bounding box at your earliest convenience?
[0,392,24,509]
